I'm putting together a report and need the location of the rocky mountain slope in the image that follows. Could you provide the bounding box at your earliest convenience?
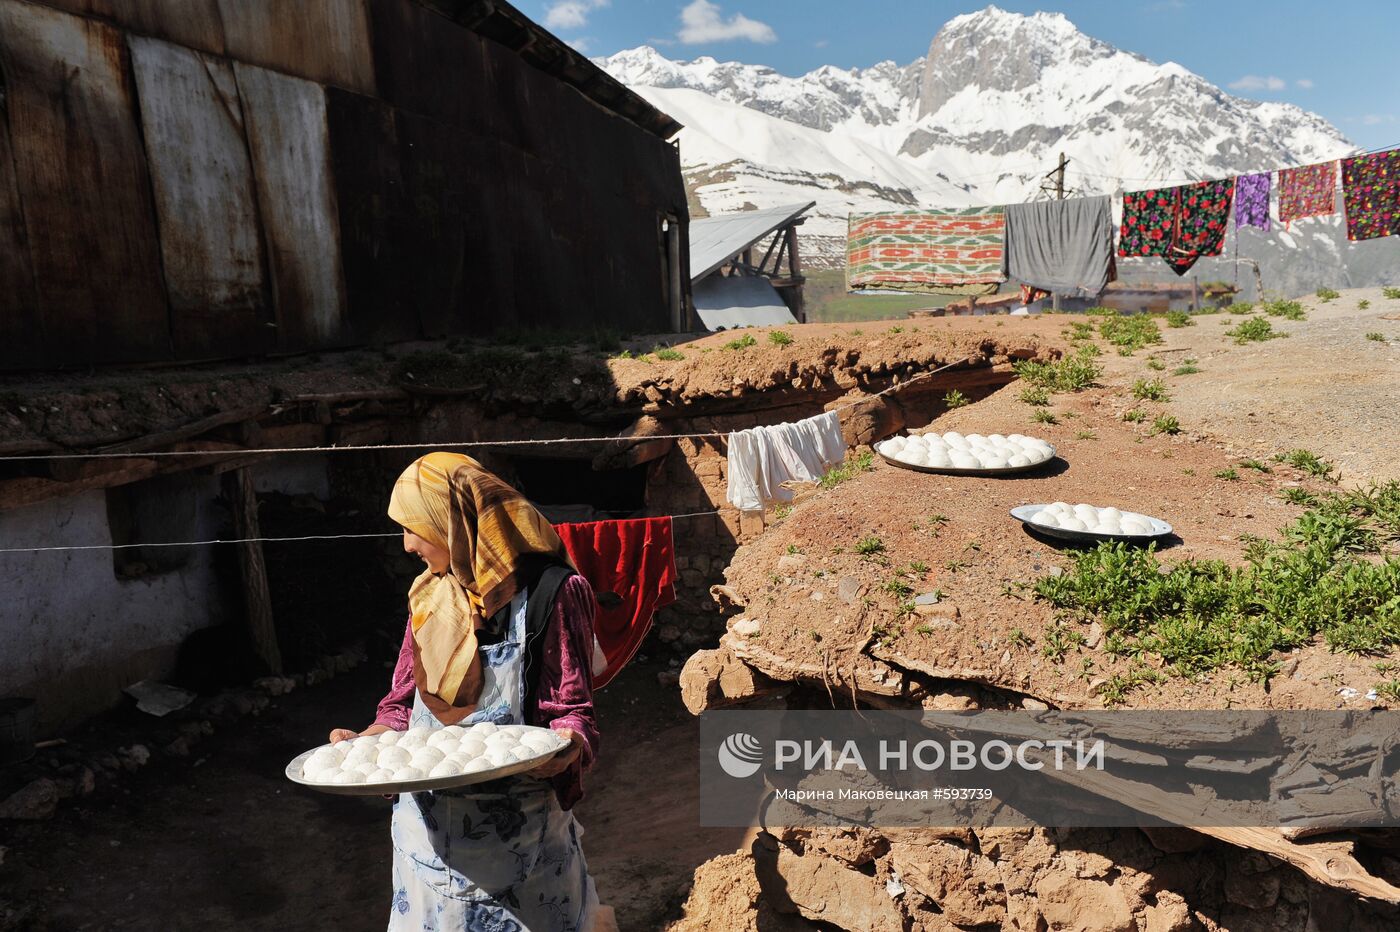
[598,6,1398,295]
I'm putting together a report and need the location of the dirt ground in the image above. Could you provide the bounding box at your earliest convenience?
[1129,286,1400,484]
[715,289,1400,713]
[0,657,739,931]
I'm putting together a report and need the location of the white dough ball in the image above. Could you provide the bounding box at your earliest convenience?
[355,761,381,777]
[426,729,459,748]
[351,734,381,750]
[946,436,970,451]
[432,738,461,756]
[927,452,952,468]
[1008,434,1028,443]
[366,769,394,782]
[1050,502,1073,516]
[376,730,402,746]
[376,746,411,769]
[950,452,979,469]
[988,434,1007,444]
[980,455,1008,470]
[471,722,499,736]
[1032,510,1060,527]
[309,747,344,767]
[1007,455,1031,468]
[942,431,962,442]
[330,769,364,784]
[397,731,428,750]
[1099,507,1123,522]
[1092,522,1121,535]
[343,746,375,767]
[391,766,424,781]
[485,748,514,768]
[459,740,487,759]
[1073,504,1098,520]
[463,757,494,774]
[410,748,446,770]
[966,434,984,443]
[428,761,460,778]
[508,745,538,762]
[1122,520,1152,535]
[1060,517,1088,531]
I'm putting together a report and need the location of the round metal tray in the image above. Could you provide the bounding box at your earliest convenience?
[1010,504,1173,543]
[877,443,1057,477]
[285,733,568,797]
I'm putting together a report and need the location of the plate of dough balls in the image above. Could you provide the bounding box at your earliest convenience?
[1010,502,1172,542]
[876,432,1056,476]
[286,722,571,795]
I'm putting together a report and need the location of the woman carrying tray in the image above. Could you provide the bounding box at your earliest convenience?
[328,452,607,932]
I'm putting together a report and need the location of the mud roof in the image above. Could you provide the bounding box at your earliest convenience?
[423,0,683,140]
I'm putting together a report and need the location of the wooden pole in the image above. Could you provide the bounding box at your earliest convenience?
[1050,151,1068,313]
[785,225,805,323]
[223,467,282,674]
[667,218,684,331]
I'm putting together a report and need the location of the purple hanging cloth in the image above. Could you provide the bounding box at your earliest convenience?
[1235,172,1271,231]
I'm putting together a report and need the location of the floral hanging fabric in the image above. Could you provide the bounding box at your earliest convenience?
[1234,172,1271,231]
[1341,149,1400,241]
[1118,179,1234,276]
[1278,161,1337,228]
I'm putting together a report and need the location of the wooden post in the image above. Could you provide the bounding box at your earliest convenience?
[223,467,282,674]
[666,217,684,331]
[784,225,805,323]
[1049,151,1069,313]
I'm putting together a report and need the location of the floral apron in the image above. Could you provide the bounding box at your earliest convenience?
[388,588,599,932]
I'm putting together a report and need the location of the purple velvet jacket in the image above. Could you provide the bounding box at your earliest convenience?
[372,574,599,809]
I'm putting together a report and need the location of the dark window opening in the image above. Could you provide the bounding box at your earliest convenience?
[508,456,649,524]
[105,473,204,579]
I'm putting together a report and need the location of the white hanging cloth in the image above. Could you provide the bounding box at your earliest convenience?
[726,410,847,512]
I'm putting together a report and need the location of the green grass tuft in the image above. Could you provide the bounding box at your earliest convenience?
[943,389,970,409]
[722,334,757,351]
[1165,311,1194,328]
[819,450,876,489]
[1031,409,1059,425]
[1033,483,1400,681]
[1262,299,1306,320]
[1226,317,1285,344]
[1131,378,1169,402]
[1150,415,1181,436]
[767,330,794,346]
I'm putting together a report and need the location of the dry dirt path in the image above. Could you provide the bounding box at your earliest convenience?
[1105,286,1400,484]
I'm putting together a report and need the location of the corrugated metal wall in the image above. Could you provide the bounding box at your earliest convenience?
[0,0,689,370]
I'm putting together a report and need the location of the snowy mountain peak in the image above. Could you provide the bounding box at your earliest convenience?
[594,9,1391,293]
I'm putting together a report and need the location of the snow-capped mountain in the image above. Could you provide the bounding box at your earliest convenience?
[597,6,1397,294]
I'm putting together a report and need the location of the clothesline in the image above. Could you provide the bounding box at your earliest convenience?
[1,361,967,464]
[0,510,728,554]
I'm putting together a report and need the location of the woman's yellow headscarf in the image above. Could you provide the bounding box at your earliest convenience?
[388,452,574,723]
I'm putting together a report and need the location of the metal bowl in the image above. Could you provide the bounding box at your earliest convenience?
[1010,504,1173,543]
[877,442,1058,477]
[285,734,568,797]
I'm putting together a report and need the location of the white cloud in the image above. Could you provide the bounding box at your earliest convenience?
[1229,75,1286,92]
[814,38,829,49]
[1360,114,1397,126]
[544,0,607,31]
[1295,78,1314,89]
[565,36,592,52]
[677,0,777,44]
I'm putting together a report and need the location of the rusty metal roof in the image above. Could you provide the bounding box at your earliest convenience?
[416,0,683,140]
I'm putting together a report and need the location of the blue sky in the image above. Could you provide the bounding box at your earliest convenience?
[528,0,1400,150]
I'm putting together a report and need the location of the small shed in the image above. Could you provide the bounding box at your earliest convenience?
[688,202,814,330]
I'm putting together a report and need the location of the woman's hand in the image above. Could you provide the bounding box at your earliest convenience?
[525,727,583,778]
[327,723,391,744]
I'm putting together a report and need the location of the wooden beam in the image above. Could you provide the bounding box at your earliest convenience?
[222,468,282,675]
